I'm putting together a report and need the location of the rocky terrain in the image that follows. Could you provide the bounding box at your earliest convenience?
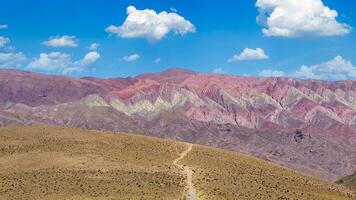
[0,126,354,200]
[0,68,355,182]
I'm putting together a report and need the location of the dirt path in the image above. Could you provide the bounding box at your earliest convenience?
[173,143,197,200]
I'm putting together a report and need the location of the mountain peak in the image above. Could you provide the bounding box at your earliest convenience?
[136,68,197,84]
[162,68,198,75]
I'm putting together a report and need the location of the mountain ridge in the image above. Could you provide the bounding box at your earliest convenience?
[0,68,355,182]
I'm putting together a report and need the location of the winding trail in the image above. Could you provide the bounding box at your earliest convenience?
[173,143,197,200]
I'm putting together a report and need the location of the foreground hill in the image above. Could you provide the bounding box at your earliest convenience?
[0,126,354,200]
[338,173,356,191]
[0,69,356,181]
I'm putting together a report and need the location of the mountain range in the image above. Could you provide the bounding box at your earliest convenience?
[0,68,355,182]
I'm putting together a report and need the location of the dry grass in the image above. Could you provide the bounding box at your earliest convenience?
[0,126,354,200]
[181,145,356,200]
[0,126,186,200]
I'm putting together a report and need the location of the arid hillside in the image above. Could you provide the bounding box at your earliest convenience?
[0,126,354,200]
[338,173,356,191]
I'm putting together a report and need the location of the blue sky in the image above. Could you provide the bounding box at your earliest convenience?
[0,0,355,80]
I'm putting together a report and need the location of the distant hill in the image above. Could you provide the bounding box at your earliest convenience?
[0,126,354,200]
[0,68,356,182]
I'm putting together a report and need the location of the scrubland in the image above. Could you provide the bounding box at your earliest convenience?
[0,126,354,200]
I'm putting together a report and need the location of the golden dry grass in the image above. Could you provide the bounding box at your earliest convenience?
[0,126,186,200]
[0,126,354,200]
[182,145,356,200]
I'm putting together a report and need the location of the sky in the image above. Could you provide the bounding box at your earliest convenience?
[0,0,355,80]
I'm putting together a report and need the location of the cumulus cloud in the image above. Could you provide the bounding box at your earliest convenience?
[256,0,351,37]
[106,6,196,41]
[229,48,268,62]
[257,56,356,81]
[0,35,26,68]
[259,69,285,77]
[0,36,10,47]
[27,51,100,74]
[0,52,26,68]
[122,54,140,62]
[78,51,100,66]
[294,56,356,81]
[0,24,8,29]
[89,43,100,50]
[43,35,79,48]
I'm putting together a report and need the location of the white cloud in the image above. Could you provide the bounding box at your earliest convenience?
[0,24,8,29]
[229,48,268,62]
[28,52,72,71]
[0,52,26,68]
[256,56,356,81]
[0,35,14,51]
[122,54,140,62]
[106,6,196,41]
[256,0,351,37]
[294,66,317,80]
[27,51,100,74]
[212,67,227,74]
[0,36,10,47]
[43,35,79,48]
[294,56,356,81]
[79,51,100,66]
[259,69,285,77]
[154,57,161,64]
[89,43,100,50]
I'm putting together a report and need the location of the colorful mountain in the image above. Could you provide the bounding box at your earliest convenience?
[1,68,355,182]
